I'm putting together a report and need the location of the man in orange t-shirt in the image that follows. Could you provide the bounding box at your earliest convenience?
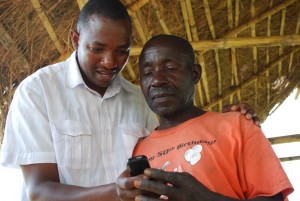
[116,34,294,201]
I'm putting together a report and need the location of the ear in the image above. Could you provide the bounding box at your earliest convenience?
[192,63,202,84]
[70,29,80,50]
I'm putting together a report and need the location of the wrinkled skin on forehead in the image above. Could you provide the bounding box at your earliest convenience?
[139,37,204,129]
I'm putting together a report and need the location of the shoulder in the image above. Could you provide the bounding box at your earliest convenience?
[119,76,141,93]
[14,61,67,100]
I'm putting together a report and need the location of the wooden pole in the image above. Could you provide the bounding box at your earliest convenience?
[76,0,87,10]
[31,0,65,55]
[204,47,300,109]
[279,156,300,162]
[268,134,300,145]
[0,23,30,69]
[129,35,300,55]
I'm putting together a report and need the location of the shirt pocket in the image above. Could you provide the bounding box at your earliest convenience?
[119,123,150,158]
[54,120,92,169]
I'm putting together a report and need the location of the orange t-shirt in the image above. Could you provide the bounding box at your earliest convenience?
[133,111,294,200]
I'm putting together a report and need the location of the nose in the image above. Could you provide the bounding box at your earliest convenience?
[100,51,117,69]
[151,70,168,87]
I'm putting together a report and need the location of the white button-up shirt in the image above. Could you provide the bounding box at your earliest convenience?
[0,51,158,200]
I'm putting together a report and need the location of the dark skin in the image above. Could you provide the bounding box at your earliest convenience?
[19,17,259,201]
[116,36,282,201]
[20,15,132,201]
[223,103,260,127]
[20,14,259,201]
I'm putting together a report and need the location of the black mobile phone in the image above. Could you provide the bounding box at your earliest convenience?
[127,155,150,176]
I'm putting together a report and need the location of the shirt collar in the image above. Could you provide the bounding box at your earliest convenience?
[65,51,132,97]
[65,51,85,89]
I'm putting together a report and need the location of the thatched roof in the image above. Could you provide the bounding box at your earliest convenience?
[1,0,300,143]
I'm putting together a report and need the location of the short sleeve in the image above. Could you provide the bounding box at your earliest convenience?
[0,80,56,168]
[240,117,294,199]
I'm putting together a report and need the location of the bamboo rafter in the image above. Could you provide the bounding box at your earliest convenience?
[124,0,148,43]
[203,0,216,39]
[289,8,300,72]
[268,134,300,145]
[266,0,273,106]
[179,0,202,105]
[234,0,240,27]
[129,35,300,55]
[224,0,296,39]
[180,0,192,41]
[184,0,211,105]
[279,156,300,162]
[227,0,240,106]
[31,0,65,55]
[150,0,170,34]
[278,9,287,76]
[125,62,137,81]
[251,0,258,73]
[205,46,300,109]
[126,0,149,15]
[0,23,30,69]
[202,0,222,109]
[250,0,258,110]
[76,0,87,10]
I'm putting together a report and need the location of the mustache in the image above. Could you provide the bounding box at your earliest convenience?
[149,86,176,97]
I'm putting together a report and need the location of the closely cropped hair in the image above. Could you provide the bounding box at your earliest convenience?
[77,0,131,32]
[142,34,196,66]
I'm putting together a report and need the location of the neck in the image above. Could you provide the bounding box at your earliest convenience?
[76,53,107,96]
[157,106,206,130]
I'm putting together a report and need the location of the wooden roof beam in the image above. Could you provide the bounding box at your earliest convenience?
[150,0,170,34]
[268,134,300,145]
[76,0,87,10]
[31,0,65,55]
[124,0,149,44]
[289,7,300,72]
[250,0,258,73]
[278,9,287,76]
[0,23,30,69]
[185,0,211,105]
[127,0,150,15]
[203,0,216,39]
[224,0,296,38]
[180,0,203,106]
[227,0,241,107]
[180,0,192,41]
[266,0,274,106]
[130,35,300,55]
[279,156,300,162]
[250,0,258,109]
[205,47,300,109]
[203,0,222,107]
[124,62,137,81]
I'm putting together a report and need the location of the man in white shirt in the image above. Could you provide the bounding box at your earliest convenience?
[0,0,259,200]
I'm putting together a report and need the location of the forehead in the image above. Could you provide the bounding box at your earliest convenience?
[82,15,132,41]
[140,41,191,63]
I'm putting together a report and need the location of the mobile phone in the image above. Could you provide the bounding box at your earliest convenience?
[127,155,150,176]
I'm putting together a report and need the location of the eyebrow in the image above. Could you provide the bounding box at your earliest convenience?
[92,41,131,49]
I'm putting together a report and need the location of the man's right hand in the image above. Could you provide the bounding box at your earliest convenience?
[116,169,159,201]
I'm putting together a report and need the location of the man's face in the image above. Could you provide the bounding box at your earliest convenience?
[72,15,132,95]
[139,39,198,116]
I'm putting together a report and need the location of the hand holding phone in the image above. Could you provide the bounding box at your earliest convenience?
[127,155,150,177]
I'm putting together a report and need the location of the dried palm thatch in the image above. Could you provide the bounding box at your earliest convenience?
[0,0,300,145]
